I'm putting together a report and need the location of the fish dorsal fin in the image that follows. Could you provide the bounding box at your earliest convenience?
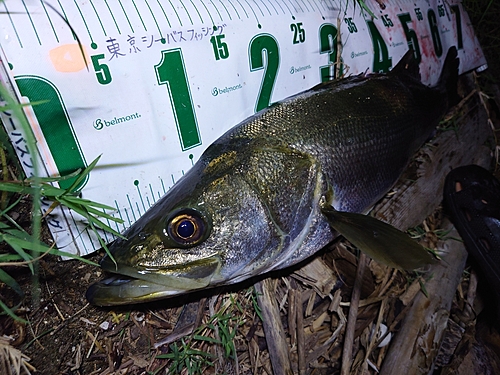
[389,48,420,80]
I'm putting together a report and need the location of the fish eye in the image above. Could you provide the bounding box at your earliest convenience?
[167,209,207,246]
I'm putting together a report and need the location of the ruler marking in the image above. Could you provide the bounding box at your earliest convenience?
[131,0,148,31]
[244,0,260,23]
[68,211,89,252]
[100,208,111,243]
[259,0,273,16]
[272,0,286,15]
[126,194,137,221]
[122,207,131,226]
[199,0,215,25]
[144,0,164,37]
[103,0,121,34]
[310,0,324,16]
[166,0,183,26]
[73,0,94,43]
[209,0,224,22]
[285,0,298,13]
[114,201,126,231]
[88,0,107,36]
[21,0,41,45]
[301,0,314,13]
[117,0,135,33]
[135,184,147,212]
[56,0,77,41]
[2,2,23,48]
[156,0,173,28]
[292,0,303,13]
[233,0,249,18]
[135,201,141,216]
[149,184,156,203]
[300,0,311,12]
[278,0,293,16]
[160,178,167,195]
[225,0,240,19]
[251,0,265,17]
[315,0,327,12]
[189,0,205,23]
[217,0,232,20]
[178,0,193,25]
[40,0,59,43]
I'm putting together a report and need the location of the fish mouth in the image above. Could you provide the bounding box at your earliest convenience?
[86,256,221,306]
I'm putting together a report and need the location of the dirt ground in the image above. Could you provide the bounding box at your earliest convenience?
[2,1,500,375]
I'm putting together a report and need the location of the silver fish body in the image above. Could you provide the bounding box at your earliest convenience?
[87,48,458,305]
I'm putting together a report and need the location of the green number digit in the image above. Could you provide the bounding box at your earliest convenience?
[398,13,421,64]
[319,23,343,82]
[91,54,112,85]
[381,15,393,27]
[249,34,280,112]
[428,9,443,57]
[290,23,306,44]
[155,49,201,150]
[290,24,298,44]
[344,17,358,33]
[15,76,88,190]
[210,35,229,60]
[297,23,305,43]
[450,4,463,49]
[438,5,445,17]
[367,20,392,73]
[415,8,423,21]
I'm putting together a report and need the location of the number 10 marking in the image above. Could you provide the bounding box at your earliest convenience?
[155,49,202,151]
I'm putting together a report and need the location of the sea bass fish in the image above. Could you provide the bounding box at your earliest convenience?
[87,47,459,306]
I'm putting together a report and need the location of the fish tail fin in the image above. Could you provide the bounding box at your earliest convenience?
[437,46,460,108]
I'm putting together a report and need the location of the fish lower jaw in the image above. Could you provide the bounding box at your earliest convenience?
[87,257,222,305]
[86,274,189,306]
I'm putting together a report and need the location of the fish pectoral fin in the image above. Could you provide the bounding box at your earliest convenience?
[321,206,438,270]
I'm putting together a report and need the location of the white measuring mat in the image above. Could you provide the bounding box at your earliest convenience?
[0,0,486,256]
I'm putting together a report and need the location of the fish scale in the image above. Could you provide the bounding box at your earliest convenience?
[87,47,459,305]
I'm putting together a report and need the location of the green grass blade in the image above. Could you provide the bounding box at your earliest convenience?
[0,268,23,296]
[0,299,27,323]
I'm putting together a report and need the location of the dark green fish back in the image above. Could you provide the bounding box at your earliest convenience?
[205,72,448,214]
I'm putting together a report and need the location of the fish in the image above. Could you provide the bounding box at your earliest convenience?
[87,47,459,306]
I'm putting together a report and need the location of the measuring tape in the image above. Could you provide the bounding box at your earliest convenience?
[0,0,486,256]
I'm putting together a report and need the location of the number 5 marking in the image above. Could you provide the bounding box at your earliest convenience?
[155,49,202,151]
[249,34,280,112]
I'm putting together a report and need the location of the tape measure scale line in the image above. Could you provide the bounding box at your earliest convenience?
[71,0,96,45]
[198,0,219,24]
[117,0,136,32]
[1,2,22,48]
[88,0,108,36]
[20,0,41,45]
[232,0,249,19]
[40,1,60,43]
[131,0,149,31]
[216,0,234,21]
[144,0,166,37]
[103,0,122,35]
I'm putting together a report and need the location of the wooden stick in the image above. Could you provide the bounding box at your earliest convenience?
[379,221,468,374]
[255,279,293,375]
[296,289,306,375]
[340,252,367,375]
